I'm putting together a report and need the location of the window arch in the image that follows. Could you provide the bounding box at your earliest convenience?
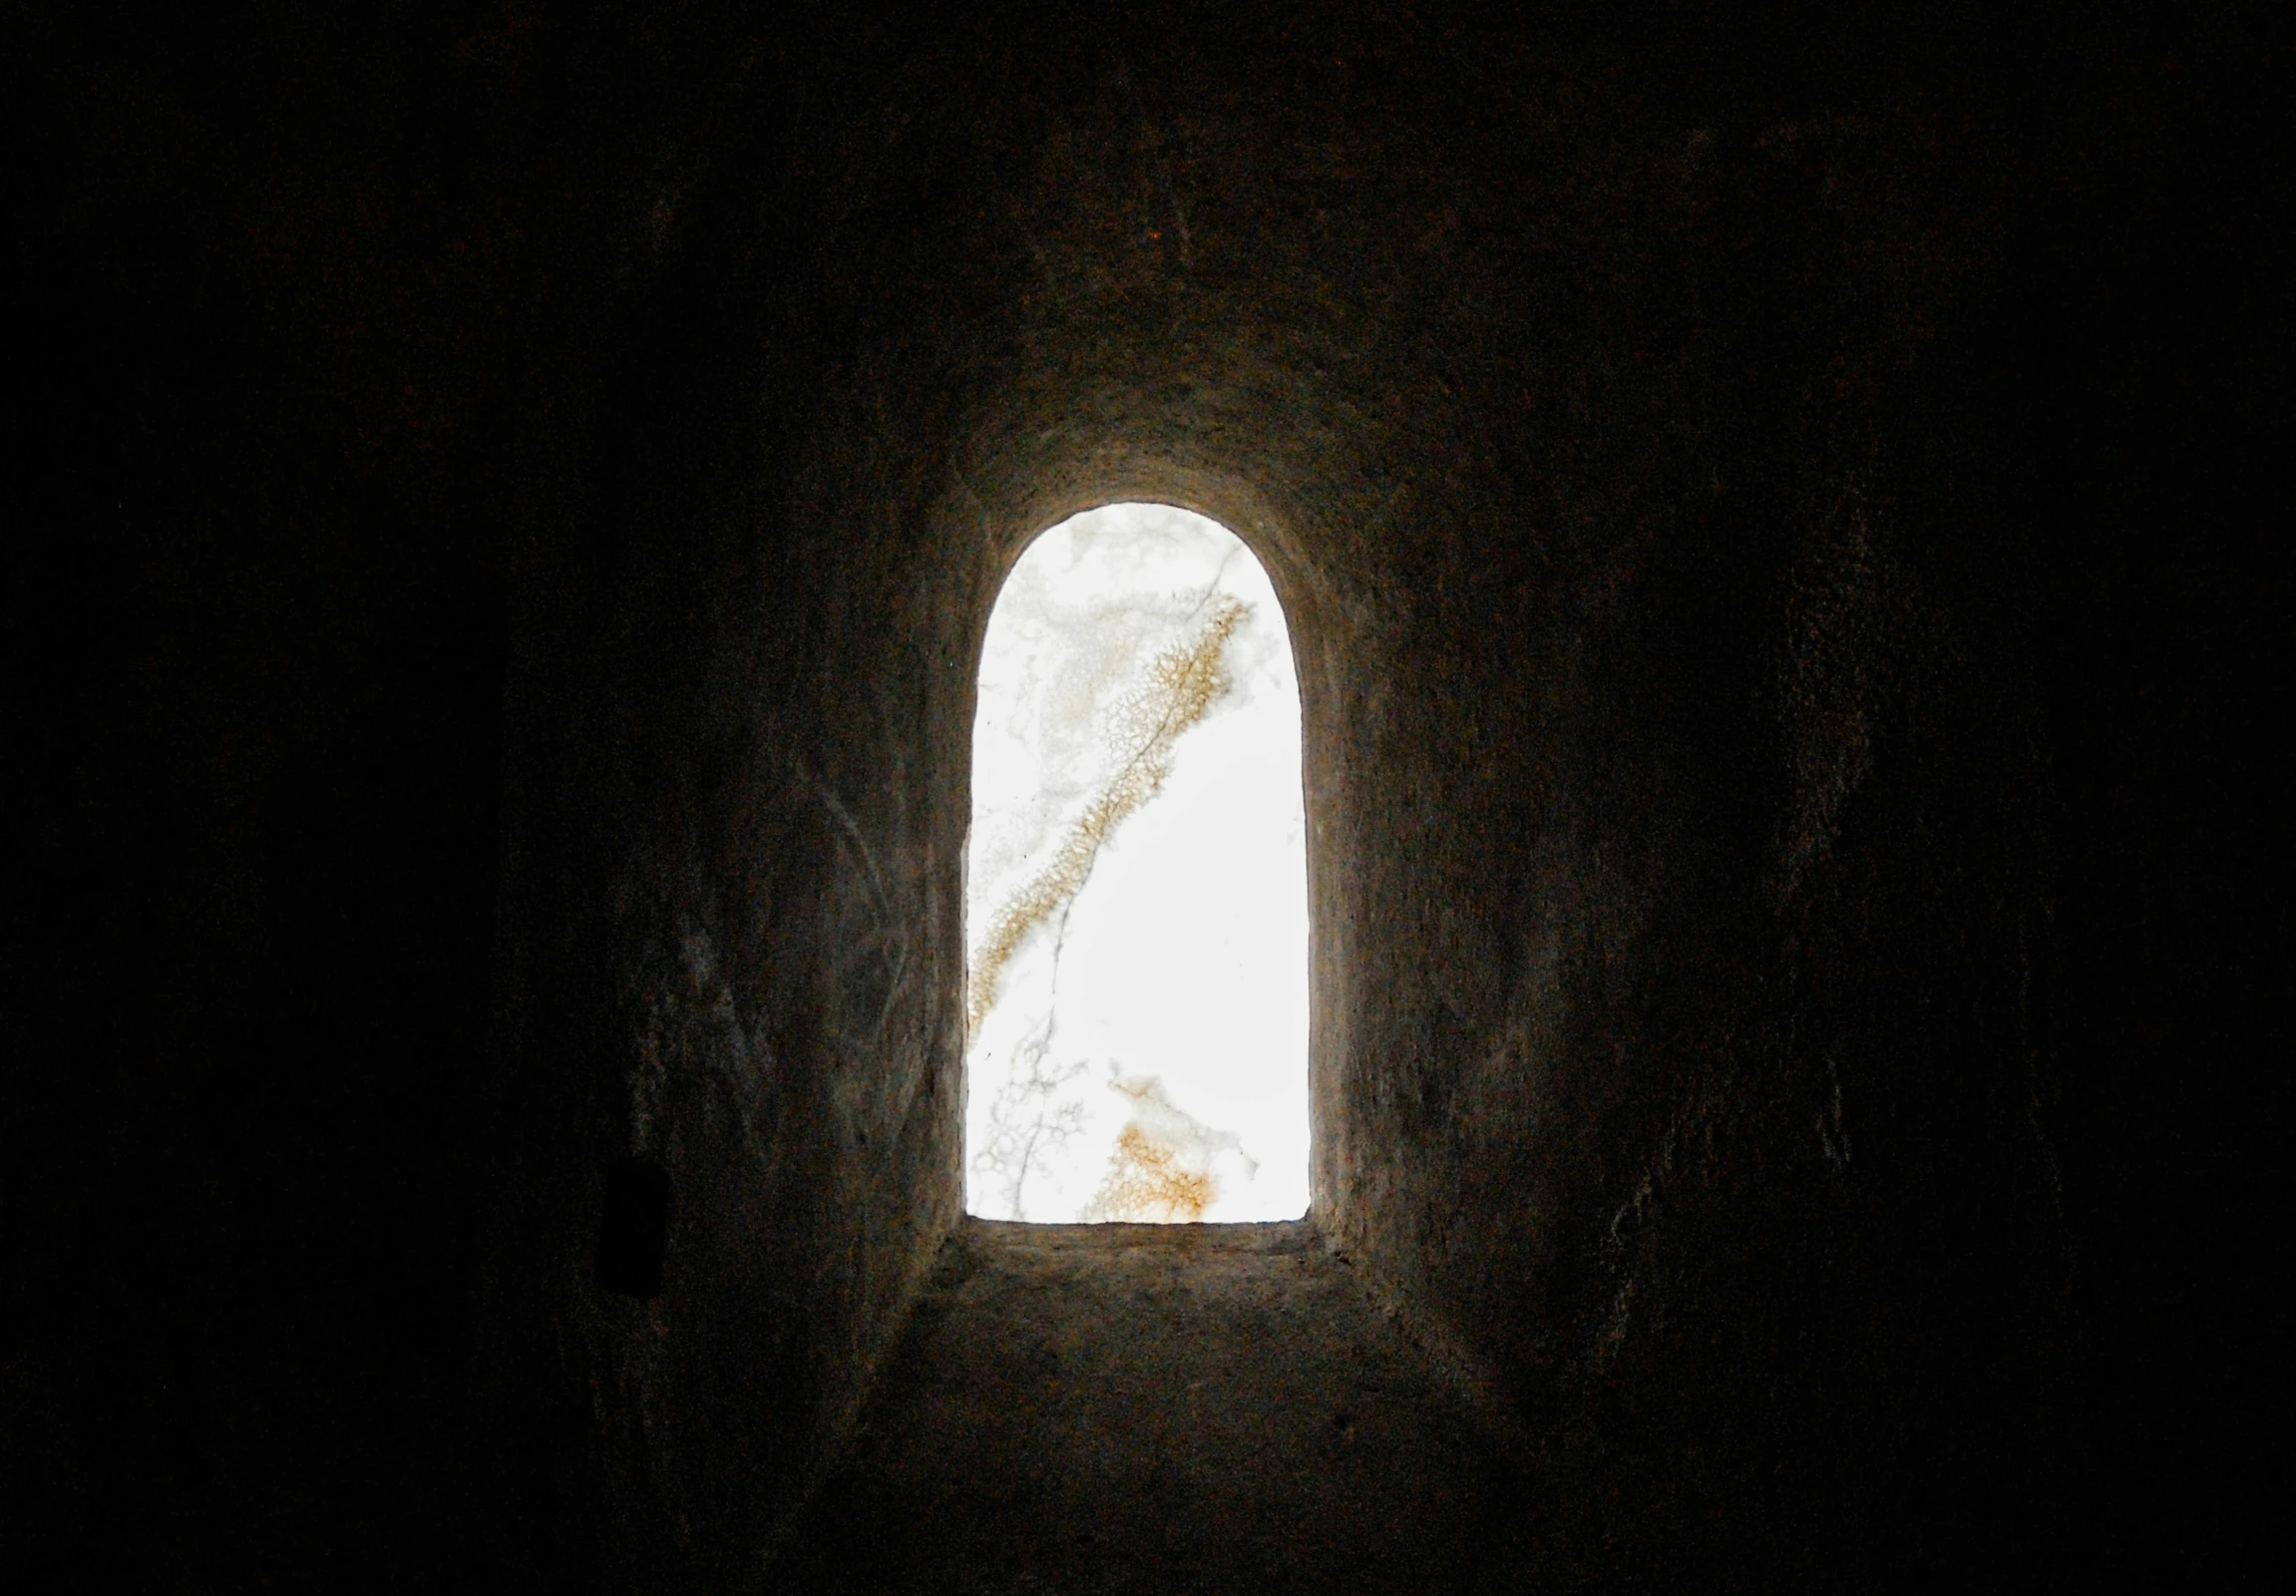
[963,503,1309,1223]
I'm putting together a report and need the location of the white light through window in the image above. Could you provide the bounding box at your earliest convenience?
[964,503,1309,1223]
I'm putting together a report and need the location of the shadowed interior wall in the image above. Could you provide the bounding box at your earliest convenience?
[9,1,2279,1590]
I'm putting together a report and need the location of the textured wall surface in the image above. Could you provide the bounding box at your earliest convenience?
[11,1,2281,1590]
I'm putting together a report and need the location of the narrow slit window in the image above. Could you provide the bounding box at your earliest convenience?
[964,503,1309,1223]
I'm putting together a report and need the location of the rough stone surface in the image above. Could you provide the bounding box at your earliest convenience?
[476,8,2074,1580]
[778,1222,1507,1595]
[10,1,2279,1590]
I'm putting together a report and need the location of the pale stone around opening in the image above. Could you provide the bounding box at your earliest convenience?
[963,504,1310,1223]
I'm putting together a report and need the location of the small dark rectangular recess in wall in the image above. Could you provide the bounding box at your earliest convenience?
[597,1157,670,1298]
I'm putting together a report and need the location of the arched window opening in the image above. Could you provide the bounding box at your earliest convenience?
[964,503,1309,1223]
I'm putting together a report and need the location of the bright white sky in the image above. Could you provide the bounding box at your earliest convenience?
[964,504,1309,1223]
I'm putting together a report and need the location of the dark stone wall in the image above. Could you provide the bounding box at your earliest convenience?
[10,1,2280,1589]
[10,3,535,1583]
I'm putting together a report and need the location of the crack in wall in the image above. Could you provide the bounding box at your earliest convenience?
[963,591,1248,1039]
